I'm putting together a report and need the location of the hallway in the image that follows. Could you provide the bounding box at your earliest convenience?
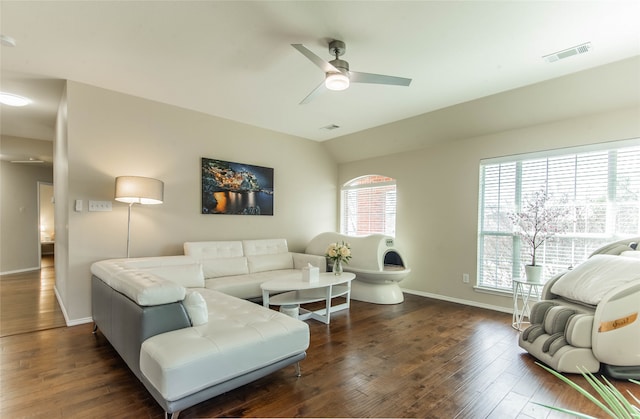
[0,256,66,337]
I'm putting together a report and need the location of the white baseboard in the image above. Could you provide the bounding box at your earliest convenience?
[67,316,93,326]
[0,266,40,275]
[402,288,513,315]
[53,286,93,327]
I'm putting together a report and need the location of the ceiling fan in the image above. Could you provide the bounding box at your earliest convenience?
[291,40,412,104]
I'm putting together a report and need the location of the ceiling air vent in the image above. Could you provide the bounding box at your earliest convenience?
[321,124,341,131]
[543,42,592,63]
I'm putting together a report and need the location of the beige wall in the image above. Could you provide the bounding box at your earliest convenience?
[59,81,337,323]
[0,156,53,273]
[338,106,640,312]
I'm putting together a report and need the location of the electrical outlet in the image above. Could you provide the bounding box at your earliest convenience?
[88,200,112,212]
[462,273,470,283]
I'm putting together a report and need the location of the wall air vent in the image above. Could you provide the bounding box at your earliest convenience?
[321,124,341,130]
[543,42,593,63]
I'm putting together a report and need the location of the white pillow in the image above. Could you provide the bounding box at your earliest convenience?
[620,250,640,259]
[551,254,640,305]
[142,264,205,288]
[183,291,208,326]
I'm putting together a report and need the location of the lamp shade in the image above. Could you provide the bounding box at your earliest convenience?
[115,176,164,205]
[325,72,350,91]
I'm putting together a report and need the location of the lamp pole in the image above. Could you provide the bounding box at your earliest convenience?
[126,202,134,258]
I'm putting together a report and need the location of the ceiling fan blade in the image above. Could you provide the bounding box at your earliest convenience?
[349,71,412,86]
[291,44,340,74]
[300,80,327,105]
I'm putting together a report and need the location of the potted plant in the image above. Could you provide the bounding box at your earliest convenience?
[535,363,640,418]
[509,189,570,282]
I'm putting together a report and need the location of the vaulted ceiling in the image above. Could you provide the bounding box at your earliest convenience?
[1,1,639,155]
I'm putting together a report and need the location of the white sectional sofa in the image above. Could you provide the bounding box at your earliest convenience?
[518,237,640,379]
[91,239,326,418]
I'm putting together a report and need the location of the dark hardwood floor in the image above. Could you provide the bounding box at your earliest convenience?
[0,256,66,337]
[1,287,637,418]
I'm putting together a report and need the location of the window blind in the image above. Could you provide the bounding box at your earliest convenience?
[341,175,396,236]
[477,140,640,291]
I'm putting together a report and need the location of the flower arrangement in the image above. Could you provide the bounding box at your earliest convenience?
[325,241,352,275]
[325,241,352,263]
[508,189,571,266]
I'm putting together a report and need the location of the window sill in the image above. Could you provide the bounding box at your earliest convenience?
[473,286,513,298]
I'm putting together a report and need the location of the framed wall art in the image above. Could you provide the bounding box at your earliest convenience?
[201,157,274,215]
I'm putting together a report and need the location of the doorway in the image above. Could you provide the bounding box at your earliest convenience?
[0,181,64,336]
[38,182,54,269]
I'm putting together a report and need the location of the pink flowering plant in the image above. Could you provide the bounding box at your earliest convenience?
[325,241,352,264]
[508,189,571,266]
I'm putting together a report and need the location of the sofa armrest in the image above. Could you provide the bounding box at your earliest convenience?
[292,253,327,272]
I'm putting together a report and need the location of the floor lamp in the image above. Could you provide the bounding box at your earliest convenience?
[114,176,164,258]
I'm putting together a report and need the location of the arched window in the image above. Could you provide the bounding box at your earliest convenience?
[341,175,396,236]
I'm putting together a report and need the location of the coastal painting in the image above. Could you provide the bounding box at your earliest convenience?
[201,157,274,215]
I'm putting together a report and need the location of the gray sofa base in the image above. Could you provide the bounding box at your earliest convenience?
[91,275,191,379]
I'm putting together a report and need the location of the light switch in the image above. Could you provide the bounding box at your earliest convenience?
[75,200,83,212]
[88,200,112,212]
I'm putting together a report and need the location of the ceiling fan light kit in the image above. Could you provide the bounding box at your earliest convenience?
[325,72,349,91]
[292,39,411,104]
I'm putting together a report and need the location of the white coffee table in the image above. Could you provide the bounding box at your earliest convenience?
[261,272,355,324]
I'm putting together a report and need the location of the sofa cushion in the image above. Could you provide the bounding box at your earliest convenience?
[551,254,640,305]
[205,269,302,300]
[242,239,289,256]
[201,256,249,279]
[184,241,244,258]
[248,253,293,273]
[183,291,208,326]
[141,263,205,288]
[140,288,309,402]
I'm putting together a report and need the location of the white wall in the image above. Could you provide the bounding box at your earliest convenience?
[0,156,53,273]
[338,106,640,312]
[58,81,337,323]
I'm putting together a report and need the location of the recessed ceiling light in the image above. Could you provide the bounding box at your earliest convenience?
[0,34,16,47]
[10,157,44,164]
[0,92,32,107]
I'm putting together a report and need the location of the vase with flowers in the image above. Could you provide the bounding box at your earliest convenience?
[325,241,352,275]
[509,189,571,282]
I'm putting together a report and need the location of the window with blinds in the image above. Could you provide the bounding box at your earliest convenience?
[341,175,396,236]
[477,140,640,291]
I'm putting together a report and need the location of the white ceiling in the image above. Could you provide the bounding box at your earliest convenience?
[1,1,639,153]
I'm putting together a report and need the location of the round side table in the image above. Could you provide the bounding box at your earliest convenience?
[512,278,544,331]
